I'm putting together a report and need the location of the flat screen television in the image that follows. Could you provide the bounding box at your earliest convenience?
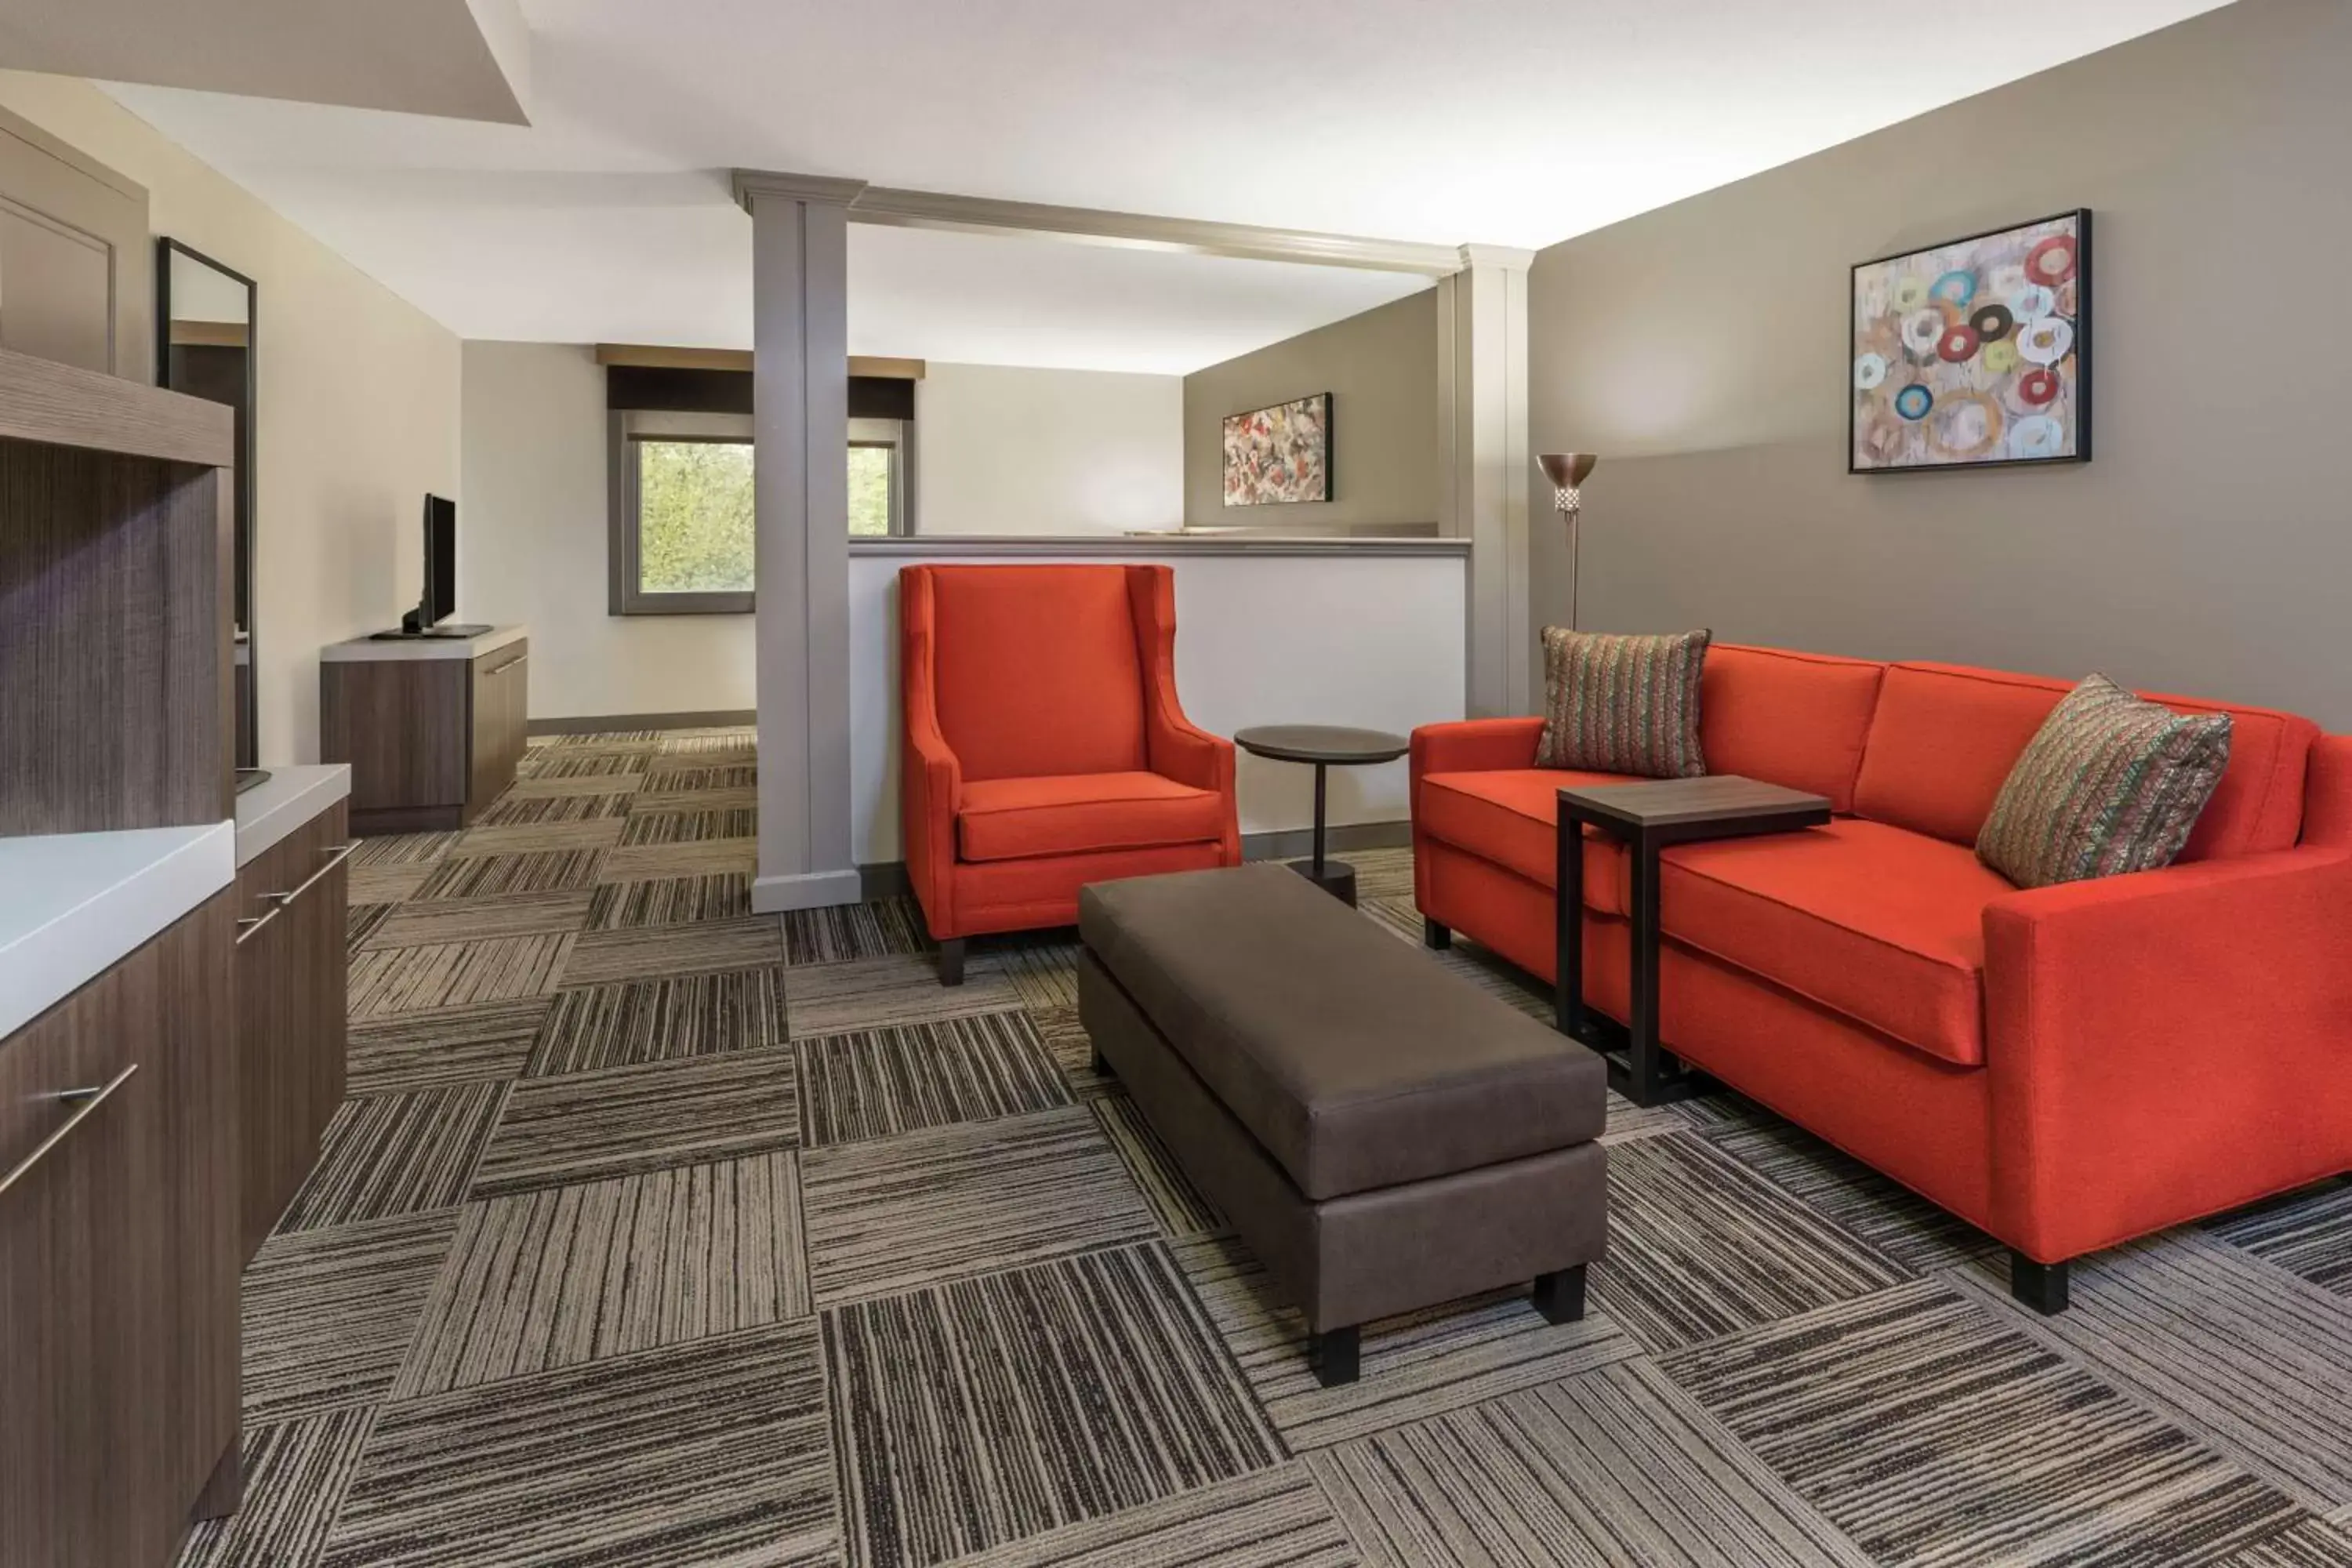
[396,493,486,636]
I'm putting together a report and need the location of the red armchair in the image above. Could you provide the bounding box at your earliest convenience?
[901,564,1240,982]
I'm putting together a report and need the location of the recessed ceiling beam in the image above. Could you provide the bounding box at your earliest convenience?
[593,343,924,379]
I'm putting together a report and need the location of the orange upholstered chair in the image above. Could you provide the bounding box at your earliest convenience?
[900,563,1240,982]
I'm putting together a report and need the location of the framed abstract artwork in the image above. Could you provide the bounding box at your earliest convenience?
[1850,209,2090,474]
[1222,392,1332,505]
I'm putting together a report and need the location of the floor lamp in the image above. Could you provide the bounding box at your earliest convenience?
[1537,452,1599,630]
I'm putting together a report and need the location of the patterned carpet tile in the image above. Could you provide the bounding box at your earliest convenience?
[2208,1178,2352,1298]
[499,771,644,801]
[514,750,649,779]
[2227,1515,2352,1566]
[783,896,930,965]
[1092,1094,1225,1239]
[599,836,759,882]
[350,831,461,867]
[1596,1131,1911,1353]
[347,1000,550,1095]
[328,1320,836,1568]
[798,1010,1069,1147]
[347,933,573,1020]
[1969,1232,2352,1512]
[825,1241,1281,1568]
[1661,1279,2310,1567]
[557,915,783,985]
[525,967,791,1076]
[1309,1362,1871,1568]
[278,1083,507,1232]
[619,806,759,845]
[586,872,753,931]
[1693,1094,2000,1271]
[785,952,1019,1040]
[347,863,430,905]
[641,763,757,792]
[345,902,391,954]
[660,732,756,756]
[629,784,759,815]
[358,889,593,950]
[993,937,1081,1012]
[940,1465,1354,1568]
[1174,1232,1636,1452]
[395,1151,809,1398]
[241,1208,461,1424]
[474,790,631,827]
[173,1406,377,1568]
[447,818,626,858]
[417,848,606,900]
[471,1046,803,1196]
[800,1105,1156,1308]
[1031,1002,1118,1099]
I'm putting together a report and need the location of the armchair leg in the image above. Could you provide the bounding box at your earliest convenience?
[937,938,966,987]
[1423,918,1452,950]
[2009,1251,2071,1315]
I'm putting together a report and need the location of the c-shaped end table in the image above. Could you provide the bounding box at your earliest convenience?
[1233,725,1410,907]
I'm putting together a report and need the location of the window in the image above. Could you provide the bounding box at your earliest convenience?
[609,410,914,615]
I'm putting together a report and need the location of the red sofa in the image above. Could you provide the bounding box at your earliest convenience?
[1413,644,2352,1308]
[902,563,1240,982]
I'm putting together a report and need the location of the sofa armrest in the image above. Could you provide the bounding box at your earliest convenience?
[900,568,965,935]
[1128,564,1240,862]
[1410,717,1545,779]
[1982,847,2352,1261]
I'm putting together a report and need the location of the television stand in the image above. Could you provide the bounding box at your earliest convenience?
[370,623,493,641]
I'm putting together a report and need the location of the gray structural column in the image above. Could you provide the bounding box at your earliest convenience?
[1436,244,1536,717]
[734,169,866,912]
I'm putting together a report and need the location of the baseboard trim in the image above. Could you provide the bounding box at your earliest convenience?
[528,709,755,736]
[751,867,864,913]
[855,820,1410,904]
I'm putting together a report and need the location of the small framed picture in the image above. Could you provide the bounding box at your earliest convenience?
[1221,392,1332,505]
[1850,209,2089,473]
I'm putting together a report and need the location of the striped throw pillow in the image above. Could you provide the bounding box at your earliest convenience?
[1976,673,2233,888]
[1535,628,1711,779]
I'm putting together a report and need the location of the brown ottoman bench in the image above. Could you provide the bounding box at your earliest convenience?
[1079,863,1607,1385]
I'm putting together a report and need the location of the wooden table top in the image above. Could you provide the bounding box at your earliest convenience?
[1555,774,1832,831]
[1233,725,1410,765]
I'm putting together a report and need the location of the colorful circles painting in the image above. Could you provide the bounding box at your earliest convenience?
[1851,209,2089,470]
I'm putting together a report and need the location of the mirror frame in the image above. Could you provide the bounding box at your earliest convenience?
[155,237,259,772]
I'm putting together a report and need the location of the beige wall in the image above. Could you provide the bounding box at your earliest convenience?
[1183,289,1439,529]
[914,362,1181,535]
[0,72,461,764]
[460,340,754,720]
[1526,0,2352,728]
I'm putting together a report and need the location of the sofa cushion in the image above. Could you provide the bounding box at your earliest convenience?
[925,564,1148,781]
[1852,661,2316,861]
[1660,818,2014,1066]
[1080,864,1606,1201]
[1536,627,1711,778]
[1977,674,2234,888]
[1419,768,1631,916]
[958,771,1225,862]
[1700,645,1886,812]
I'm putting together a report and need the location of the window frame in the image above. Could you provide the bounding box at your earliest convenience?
[608,408,757,615]
[848,416,914,538]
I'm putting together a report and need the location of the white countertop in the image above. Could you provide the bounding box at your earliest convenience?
[235,764,351,867]
[0,822,236,1040]
[320,624,526,662]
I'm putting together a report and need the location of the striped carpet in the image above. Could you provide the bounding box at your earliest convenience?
[194,726,2352,1568]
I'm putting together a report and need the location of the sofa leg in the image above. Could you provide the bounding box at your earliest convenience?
[1532,1265,1588,1326]
[937,938,966,987]
[2010,1251,2071,1315]
[1422,918,1452,950]
[1309,1325,1359,1387]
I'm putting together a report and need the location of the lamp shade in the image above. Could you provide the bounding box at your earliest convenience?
[1537,452,1598,492]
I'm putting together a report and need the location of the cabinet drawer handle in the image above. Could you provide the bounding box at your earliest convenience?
[267,842,358,909]
[0,1063,137,1198]
[485,657,524,677]
[235,903,282,946]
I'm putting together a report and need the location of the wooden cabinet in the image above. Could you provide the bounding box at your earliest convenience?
[319,631,528,835]
[231,800,350,1261]
[0,895,238,1568]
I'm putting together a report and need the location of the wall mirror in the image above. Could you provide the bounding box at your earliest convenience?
[157,238,260,781]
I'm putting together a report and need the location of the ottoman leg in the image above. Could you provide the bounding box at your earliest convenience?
[1309,1325,1359,1387]
[1532,1265,1588,1326]
[1090,1044,1112,1077]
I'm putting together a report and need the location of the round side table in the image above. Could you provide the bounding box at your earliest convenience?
[1234,724,1410,906]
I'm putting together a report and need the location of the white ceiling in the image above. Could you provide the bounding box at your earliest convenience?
[97,0,2226,372]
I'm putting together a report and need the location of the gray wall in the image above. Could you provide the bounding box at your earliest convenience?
[1526,0,2352,728]
[1184,289,1439,529]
